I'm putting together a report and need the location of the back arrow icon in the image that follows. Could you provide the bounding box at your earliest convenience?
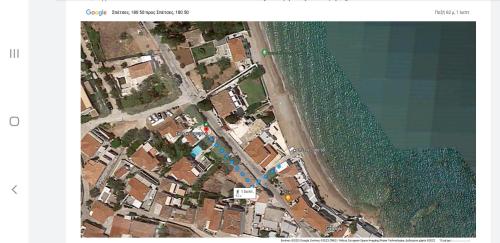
[11,185,17,194]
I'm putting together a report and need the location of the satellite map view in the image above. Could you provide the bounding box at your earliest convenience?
[80,21,476,238]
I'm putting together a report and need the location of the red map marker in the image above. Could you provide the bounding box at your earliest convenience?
[203,122,209,133]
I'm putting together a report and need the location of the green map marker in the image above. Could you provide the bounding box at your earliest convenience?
[261,48,269,57]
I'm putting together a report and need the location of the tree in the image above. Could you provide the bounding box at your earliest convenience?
[202,78,214,91]
[107,178,125,192]
[217,57,231,71]
[110,138,122,148]
[225,113,240,124]
[196,63,207,75]
[98,65,115,73]
[197,99,213,111]
[127,140,142,156]
[90,187,101,198]
[258,112,275,125]
[348,221,358,234]
[121,62,127,68]
[81,114,93,124]
[243,64,266,81]
[85,199,93,208]
[121,128,139,147]
[246,102,262,115]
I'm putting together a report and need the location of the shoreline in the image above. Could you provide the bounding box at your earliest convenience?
[248,22,381,227]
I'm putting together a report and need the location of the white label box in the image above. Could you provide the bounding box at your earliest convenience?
[233,188,256,199]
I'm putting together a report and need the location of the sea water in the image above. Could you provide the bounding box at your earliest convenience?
[265,22,475,237]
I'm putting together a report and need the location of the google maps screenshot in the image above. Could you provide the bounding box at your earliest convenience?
[1,0,499,243]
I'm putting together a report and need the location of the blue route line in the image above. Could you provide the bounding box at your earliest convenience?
[206,135,281,188]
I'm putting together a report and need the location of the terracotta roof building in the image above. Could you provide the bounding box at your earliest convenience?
[110,216,131,237]
[113,165,129,179]
[281,176,302,202]
[196,198,223,232]
[82,222,106,238]
[210,90,237,118]
[244,137,279,169]
[130,146,161,172]
[280,163,300,177]
[81,133,103,160]
[127,178,150,201]
[129,220,157,237]
[128,61,154,79]
[220,208,243,236]
[290,197,330,235]
[157,117,185,143]
[209,210,223,232]
[227,38,246,63]
[168,157,198,185]
[82,160,106,187]
[89,201,114,224]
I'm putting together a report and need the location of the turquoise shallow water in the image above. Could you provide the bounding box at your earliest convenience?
[264,22,475,237]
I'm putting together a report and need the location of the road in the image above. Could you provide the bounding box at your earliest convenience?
[81,96,191,137]
[202,110,316,237]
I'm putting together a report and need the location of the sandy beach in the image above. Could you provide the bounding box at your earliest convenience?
[247,22,370,220]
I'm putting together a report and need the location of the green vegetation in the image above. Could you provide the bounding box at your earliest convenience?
[98,65,115,73]
[89,187,101,198]
[119,68,181,114]
[87,78,111,117]
[151,133,191,162]
[127,140,143,157]
[243,64,266,81]
[81,60,92,73]
[196,63,207,75]
[259,230,270,238]
[216,57,231,72]
[195,22,245,41]
[126,172,136,179]
[120,128,151,147]
[225,113,241,124]
[184,105,204,123]
[202,78,214,91]
[239,78,267,106]
[81,47,87,59]
[197,99,214,111]
[348,221,358,234]
[106,178,126,210]
[121,74,169,108]
[246,102,263,115]
[83,23,105,62]
[150,22,191,47]
[191,42,216,61]
[81,114,93,124]
[110,138,122,148]
[107,177,126,192]
[257,111,275,125]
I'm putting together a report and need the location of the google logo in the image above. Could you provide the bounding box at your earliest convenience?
[86,9,107,16]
